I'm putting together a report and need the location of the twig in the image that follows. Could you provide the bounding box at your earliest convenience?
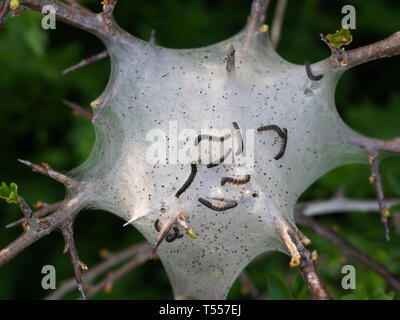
[0,0,11,27]
[295,212,400,292]
[270,0,287,48]
[275,217,331,300]
[368,154,390,240]
[85,247,150,298]
[20,0,108,36]
[243,0,271,51]
[45,242,151,300]
[298,196,400,217]
[60,220,87,299]
[17,159,80,190]
[314,31,400,73]
[0,195,83,266]
[61,99,93,121]
[6,200,64,229]
[101,0,117,31]
[62,50,108,75]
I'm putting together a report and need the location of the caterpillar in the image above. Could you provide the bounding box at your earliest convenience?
[207,148,232,168]
[232,121,244,156]
[305,61,323,81]
[166,227,184,242]
[198,197,238,211]
[221,174,250,186]
[175,163,198,198]
[154,219,183,243]
[194,133,231,146]
[257,125,288,160]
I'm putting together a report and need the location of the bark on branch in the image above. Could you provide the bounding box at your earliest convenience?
[314,31,400,73]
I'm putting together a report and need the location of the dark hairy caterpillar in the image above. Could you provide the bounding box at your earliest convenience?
[198,197,238,211]
[166,227,184,242]
[232,121,244,156]
[221,174,251,186]
[175,163,198,198]
[207,148,233,168]
[257,125,288,160]
[305,61,324,81]
[154,219,183,243]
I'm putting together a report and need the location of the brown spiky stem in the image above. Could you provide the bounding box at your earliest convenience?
[62,51,109,75]
[295,211,400,292]
[341,134,400,239]
[6,200,64,229]
[19,0,110,37]
[0,194,83,266]
[314,31,400,73]
[84,246,150,298]
[62,99,93,121]
[369,154,390,240]
[45,242,151,300]
[101,0,117,30]
[60,220,87,299]
[18,159,80,190]
[275,217,332,300]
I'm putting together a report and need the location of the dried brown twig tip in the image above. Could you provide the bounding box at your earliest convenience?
[62,50,108,75]
[62,99,93,122]
[369,154,390,241]
[18,159,80,190]
[61,221,87,300]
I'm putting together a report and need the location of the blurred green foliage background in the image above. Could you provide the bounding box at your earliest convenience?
[0,0,400,300]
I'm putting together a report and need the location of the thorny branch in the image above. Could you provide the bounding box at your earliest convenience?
[61,220,87,299]
[45,242,151,300]
[62,50,109,75]
[1,0,400,300]
[314,31,400,73]
[295,211,400,292]
[19,0,110,36]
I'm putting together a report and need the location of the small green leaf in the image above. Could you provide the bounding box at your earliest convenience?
[326,28,353,48]
[0,181,20,204]
[388,170,400,197]
[267,273,293,300]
